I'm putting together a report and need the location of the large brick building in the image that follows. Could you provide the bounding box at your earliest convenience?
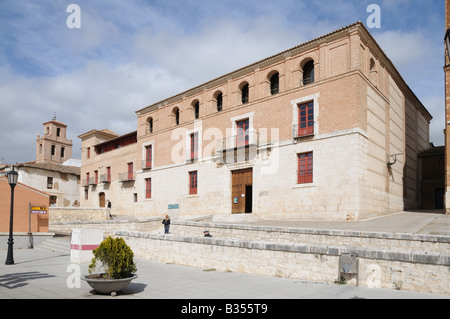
[80,22,433,221]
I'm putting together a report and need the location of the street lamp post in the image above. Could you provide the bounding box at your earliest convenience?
[5,166,18,265]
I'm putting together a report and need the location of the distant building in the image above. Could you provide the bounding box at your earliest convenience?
[0,176,49,233]
[444,0,450,213]
[1,118,80,207]
[10,161,80,207]
[420,146,445,209]
[78,129,136,209]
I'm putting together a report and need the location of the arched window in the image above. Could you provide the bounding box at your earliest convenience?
[194,101,200,119]
[216,93,223,112]
[173,107,180,125]
[241,83,249,104]
[302,60,314,85]
[369,58,378,85]
[147,117,153,134]
[270,72,279,95]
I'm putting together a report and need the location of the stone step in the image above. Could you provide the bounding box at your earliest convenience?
[35,237,71,254]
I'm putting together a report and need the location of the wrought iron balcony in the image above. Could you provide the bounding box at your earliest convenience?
[216,131,259,164]
[292,124,314,139]
[118,172,135,182]
[216,131,259,153]
[142,160,152,170]
[99,174,111,183]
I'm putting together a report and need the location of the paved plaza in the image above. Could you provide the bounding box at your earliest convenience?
[0,246,448,300]
[0,211,449,302]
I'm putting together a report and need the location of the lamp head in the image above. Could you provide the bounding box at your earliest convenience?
[7,166,18,186]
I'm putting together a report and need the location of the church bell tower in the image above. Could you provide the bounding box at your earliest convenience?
[36,116,73,164]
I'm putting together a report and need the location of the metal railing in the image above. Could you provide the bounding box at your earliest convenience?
[142,160,152,170]
[216,131,259,153]
[300,77,314,86]
[118,172,135,182]
[99,174,111,183]
[88,177,97,185]
[292,124,314,139]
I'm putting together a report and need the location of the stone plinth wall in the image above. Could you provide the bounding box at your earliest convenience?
[49,207,108,223]
[169,221,450,253]
[50,218,161,238]
[115,230,450,296]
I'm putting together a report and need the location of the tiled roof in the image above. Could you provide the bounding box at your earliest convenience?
[8,161,80,176]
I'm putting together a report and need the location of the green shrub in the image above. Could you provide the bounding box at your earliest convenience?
[88,236,137,279]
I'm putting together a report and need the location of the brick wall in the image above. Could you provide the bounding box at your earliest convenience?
[0,178,49,233]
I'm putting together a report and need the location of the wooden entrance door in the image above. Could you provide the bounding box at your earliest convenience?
[99,192,106,207]
[231,168,253,214]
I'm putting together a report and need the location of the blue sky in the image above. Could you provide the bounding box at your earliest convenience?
[0,0,446,163]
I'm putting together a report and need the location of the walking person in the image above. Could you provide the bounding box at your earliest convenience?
[162,215,171,234]
[106,200,113,220]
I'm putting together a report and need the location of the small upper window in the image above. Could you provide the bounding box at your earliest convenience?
[216,93,223,112]
[194,102,200,119]
[47,177,53,189]
[270,72,279,95]
[147,117,153,134]
[370,58,376,71]
[302,60,314,85]
[56,128,61,137]
[173,107,180,125]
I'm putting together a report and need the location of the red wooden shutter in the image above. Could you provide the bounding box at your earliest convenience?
[298,102,314,137]
[236,119,249,147]
[128,162,133,180]
[146,145,152,168]
[190,133,198,160]
[298,152,313,184]
[145,178,151,198]
[189,171,198,194]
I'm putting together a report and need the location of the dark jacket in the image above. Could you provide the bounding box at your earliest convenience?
[162,218,170,225]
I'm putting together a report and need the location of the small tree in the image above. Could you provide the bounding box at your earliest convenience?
[89,236,137,279]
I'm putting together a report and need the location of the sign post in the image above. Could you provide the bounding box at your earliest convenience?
[28,204,48,248]
[28,203,33,248]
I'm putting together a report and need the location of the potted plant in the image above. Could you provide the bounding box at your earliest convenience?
[83,236,138,295]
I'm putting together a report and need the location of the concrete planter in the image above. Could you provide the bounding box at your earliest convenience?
[83,274,138,295]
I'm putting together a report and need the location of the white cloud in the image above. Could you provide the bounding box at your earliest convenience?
[374,30,430,69]
[0,0,445,164]
[374,28,444,146]
[0,62,188,163]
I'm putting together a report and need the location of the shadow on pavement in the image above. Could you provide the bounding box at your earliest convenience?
[0,272,56,289]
